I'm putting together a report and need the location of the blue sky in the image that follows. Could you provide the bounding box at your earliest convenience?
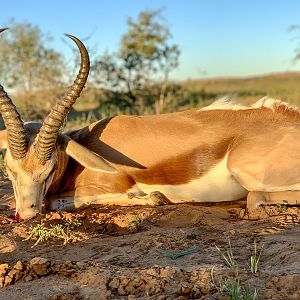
[1,0,300,80]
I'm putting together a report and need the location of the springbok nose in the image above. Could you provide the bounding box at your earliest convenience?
[14,212,24,222]
[15,208,40,221]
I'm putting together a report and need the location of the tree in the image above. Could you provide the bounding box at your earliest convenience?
[0,20,65,117]
[290,25,300,62]
[92,10,180,114]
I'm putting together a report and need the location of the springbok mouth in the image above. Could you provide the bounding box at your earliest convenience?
[8,212,24,222]
[15,212,24,222]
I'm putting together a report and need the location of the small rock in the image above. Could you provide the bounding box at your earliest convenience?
[7,269,18,279]
[24,275,33,282]
[63,260,73,268]
[160,267,179,278]
[120,276,131,287]
[0,277,4,288]
[7,268,23,282]
[75,261,84,269]
[3,275,13,287]
[14,270,23,281]
[0,264,9,271]
[47,212,62,220]
[30,257,49,265]
[52,264,61,273]
[238,209,247,219]
[200,284,211,295]
[30,257,51,276]
[145,268,158,277]
[13,260,23,271]
[180,284,191,296]
[28,270,39,280]
[191,287,202,298]
[58,269,76,277]
[109,278,120,289]
[0,264,9,278]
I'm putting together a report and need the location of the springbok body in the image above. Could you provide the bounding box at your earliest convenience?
[0,29,300,220]
[45,99,300,212]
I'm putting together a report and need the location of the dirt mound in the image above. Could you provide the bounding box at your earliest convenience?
[0,177,299,299]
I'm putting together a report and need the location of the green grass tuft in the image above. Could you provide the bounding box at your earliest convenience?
[215,239,237,270]
[25,220,82,247]
[250,240,263,274]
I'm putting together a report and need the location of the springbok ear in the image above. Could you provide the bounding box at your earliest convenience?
[57,134,117,173]
[0,130,8,150]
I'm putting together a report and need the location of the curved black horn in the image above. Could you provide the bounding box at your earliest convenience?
[0,28,27,159]
[35,34,90,162]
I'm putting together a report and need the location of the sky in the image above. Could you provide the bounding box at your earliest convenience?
[1,0,300,80]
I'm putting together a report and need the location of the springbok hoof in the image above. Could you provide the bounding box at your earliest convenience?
[149,191,173,206]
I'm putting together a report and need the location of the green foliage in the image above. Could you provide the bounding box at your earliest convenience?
[120,10,170,60]
[223,280,258,300]
[215,240,260,300]
[66,218,83,229]
[0,20,65,122]
[289,25,300,62]
[215,240,237,270]
[243,287,258,300]
[223,279,242,300]
[250,240,263,274]
[25,223,69,247]
[0,20,64,93]
[92,9,180,114]
[25,220,82,247]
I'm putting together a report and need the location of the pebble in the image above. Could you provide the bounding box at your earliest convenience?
[13,260,23,271]
[30,257,51,276]
[0,264,9,271]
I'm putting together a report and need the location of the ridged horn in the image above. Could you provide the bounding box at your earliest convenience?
[35,34,90,162]
[0,28,27,159]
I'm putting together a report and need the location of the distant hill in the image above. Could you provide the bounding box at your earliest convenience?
[181,71,300,106]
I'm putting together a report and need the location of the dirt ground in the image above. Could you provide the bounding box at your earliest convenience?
[0,175,299,300]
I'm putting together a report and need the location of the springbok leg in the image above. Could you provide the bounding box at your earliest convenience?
[46,190,173,211]
[247,190,300,211]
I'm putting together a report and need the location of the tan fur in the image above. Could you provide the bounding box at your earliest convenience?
[57,98,300,211]
[69,101,300,187]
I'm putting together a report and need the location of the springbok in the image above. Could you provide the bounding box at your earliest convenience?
[0,29,300,220]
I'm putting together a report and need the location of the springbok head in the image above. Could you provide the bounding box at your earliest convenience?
[0,29,115,220]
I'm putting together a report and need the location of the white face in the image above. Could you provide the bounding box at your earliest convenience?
[4,148,56,220]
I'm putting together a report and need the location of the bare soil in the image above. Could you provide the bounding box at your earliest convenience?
[0,175,299,300]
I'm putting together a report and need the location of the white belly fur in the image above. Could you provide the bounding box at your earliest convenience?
[137,155,248,203]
